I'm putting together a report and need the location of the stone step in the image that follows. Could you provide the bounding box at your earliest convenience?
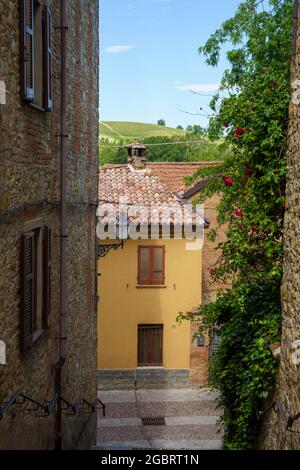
[97,401,221,419]
[98,388,218,403]
[96,438,222,450]
[97,424,220,443]
[98,416,219,428]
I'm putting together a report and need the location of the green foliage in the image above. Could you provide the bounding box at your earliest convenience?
[99,133,227,165]
[157,119,166,126]
[99,138,128,165]
[141,135,227,162]
[179,281,281,449]
[180,0,293,449]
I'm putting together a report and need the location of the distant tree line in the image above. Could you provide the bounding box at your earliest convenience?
[99,131,227,165]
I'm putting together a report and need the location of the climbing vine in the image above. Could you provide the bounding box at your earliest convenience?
[178,0,293,449]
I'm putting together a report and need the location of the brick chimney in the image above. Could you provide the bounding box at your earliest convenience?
[125,141,147,169]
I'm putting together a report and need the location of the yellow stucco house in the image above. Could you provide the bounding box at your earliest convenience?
[97,143,218,389]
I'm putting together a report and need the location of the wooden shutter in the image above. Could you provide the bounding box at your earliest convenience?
[20,0,34,101]
[138,247,150,284]
[43,6,52,111]
[42,226,51,329]
[138,325,163,366]
[20,232,35,351]
[138,246,165,285]
[152,247,165,285]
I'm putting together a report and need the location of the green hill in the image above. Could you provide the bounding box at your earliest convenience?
[99,121,186,141]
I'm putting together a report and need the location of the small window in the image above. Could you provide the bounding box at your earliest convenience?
[20,221,51,351]
[138,246,165,285]
[137,324,163,366]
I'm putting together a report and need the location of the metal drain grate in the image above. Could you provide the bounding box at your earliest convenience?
[141,416,166,426]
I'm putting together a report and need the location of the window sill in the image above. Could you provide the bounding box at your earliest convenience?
[29,102,47,113]
[136,285,167,288]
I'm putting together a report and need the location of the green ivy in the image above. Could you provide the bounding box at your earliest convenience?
[179,0,293,449]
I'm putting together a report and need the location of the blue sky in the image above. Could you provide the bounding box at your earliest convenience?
[100,0,241,129]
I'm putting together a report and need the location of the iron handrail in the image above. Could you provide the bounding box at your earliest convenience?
[0,392,105,420]
[0,392,47,419]
[287,411,300,433]
[256,400,286,421]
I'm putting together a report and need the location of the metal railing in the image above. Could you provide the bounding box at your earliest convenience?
[0,392,105,420]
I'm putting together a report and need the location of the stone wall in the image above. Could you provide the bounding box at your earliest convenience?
[0,0,99,449]
[259,0,300,450]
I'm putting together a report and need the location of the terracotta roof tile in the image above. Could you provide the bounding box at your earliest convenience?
[98,162,215,226]
[147,161,219,192]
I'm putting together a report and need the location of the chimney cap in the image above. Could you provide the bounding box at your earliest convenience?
[125,141,147,150]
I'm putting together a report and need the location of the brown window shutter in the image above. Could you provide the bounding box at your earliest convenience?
[152,246,165,285]
[138,246,151,284]
[20,0,34,101]
[20,232,34,351]
[43,6,52,111]
[42,226,51,329]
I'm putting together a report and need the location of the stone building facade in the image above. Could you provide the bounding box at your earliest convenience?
[0,0,99,449]
[259,0,300,449]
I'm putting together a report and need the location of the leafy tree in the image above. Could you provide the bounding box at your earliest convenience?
[176,125,184,130]
[178,0,293,449]
[157,119,166,126]
[99,138,127,165]
[99,134,227,164]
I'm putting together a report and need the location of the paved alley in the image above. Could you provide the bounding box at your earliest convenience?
[97,388,222,450]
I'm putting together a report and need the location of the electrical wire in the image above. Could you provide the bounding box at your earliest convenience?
[99,140,211,148]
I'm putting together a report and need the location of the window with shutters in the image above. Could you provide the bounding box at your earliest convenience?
[137,325,163,367]
[137,246,165,286]
[20,0,52,111]
[20,220,51,352]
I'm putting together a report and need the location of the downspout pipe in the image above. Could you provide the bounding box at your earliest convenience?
[55,0,68,451]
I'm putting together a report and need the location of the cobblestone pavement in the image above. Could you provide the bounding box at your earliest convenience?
[97,388,223,450]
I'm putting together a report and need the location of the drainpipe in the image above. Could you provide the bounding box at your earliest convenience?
[55,0,68,451]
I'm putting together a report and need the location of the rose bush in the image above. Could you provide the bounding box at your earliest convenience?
[178,0,293,449]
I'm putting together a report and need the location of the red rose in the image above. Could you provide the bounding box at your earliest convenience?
[233,210,244,217]
[223,122,230,128]
[233,126,246,139]
[223,177,234,186]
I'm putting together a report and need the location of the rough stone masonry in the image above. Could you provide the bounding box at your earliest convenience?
[0,0,99,449]
[259,0,300,449]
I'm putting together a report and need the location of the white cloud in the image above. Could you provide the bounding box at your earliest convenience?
[104,45,135,53]
[176,83,220,93]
